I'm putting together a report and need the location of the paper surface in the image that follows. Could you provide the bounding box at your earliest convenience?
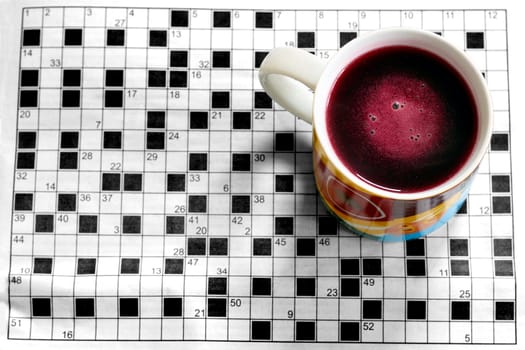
[0,0,524,349]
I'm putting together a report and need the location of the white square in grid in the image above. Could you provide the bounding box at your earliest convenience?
[273,275,295,297]
[251,297,273,319]
[471,258,493,278]
[64,7,85,27]
[494,323,516,343]
[450,322,472,343]
[470,173,489,194]
[56,171,79,191]
[126,50,147,71]
[75,276,96,296]
[42,27,63,47]
[421,11,443,30]
[271,10,293,30]
[402,11,423,29]
[52,296,74,317]
[296,194,316,216]
[23,8,43,27]
[339,298,360,319]
[317,258,338,276]
[55,217,77,236]
[140,319,161,340]
[251,257,272,275]
[123,133,145,153]
[39,67,60,88]
[472,300,493,321]
[206,319,227,341]
[486,30,507,50]
[76,235,98,256]
[487,51,507,70]
[42,7,63,27]
[118,319,140,340]
[83,48,104,67]
[125,8,147,27]
[20,47,41,68]
[405,278,427,299]
[119,276,140,294]
[121,193,143,213]
[464,10,485,30]
[230,50,252,70]
[39,88,60,109]
[272,320,294,342]
[160,319,183,340]
[295,257,316,276]
[232,30,253,49]
[465,50,486,71]
[146,89,168,109]
[97,257,120,276]
[384,298,404,320]
[295,11,316,30]
[443,30,465,51]
[147,49,168,68]
[485,10,506,30]
[34,191,56,212]
[427,299,450,321]
[382,278,404,299]
[78,173,100,193]
[96,318,117,339]
[190,29,211,49]
[140,275,162,296]
[210,70,231,89]
[104,48,126,68]
[381,11,401,28]
[126,28,147,48]
[491,90,509,110]
[490,152,511,174]
[472,322,494,344]
[317,298,339,322]
[295,298,316,319]
[443,10,464,30]
[231,74,252,94]
[188,90,209,109]
[148,9,169,28]
[273,30,295,48]
[427,258,449,278]
[253,30,274,49]
[212,30,232,49]
[105,8,127,27]
[30,319,52,339]
[448,216,470,236]
[492,216,513,236]
[60,109,81,129]
[494,278,514,299]
[487,70,508,90]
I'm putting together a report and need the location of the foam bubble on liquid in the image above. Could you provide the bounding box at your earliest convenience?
[368,113,377,122]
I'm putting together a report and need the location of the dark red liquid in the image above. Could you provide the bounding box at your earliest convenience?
[326,46,478,193]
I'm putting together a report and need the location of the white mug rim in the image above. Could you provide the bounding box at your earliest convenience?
[313,27,493,200]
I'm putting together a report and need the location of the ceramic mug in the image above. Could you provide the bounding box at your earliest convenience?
[258,28,492,241]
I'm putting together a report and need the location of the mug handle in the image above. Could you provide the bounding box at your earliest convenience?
[258,47,325,124]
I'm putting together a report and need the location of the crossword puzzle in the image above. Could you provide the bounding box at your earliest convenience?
[8,7,515,343]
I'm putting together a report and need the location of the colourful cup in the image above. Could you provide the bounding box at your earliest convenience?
[259,28,492,241]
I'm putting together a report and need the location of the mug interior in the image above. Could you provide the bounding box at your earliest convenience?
[313,28,492,200]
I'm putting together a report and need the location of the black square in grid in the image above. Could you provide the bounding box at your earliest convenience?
[233,111,251,129]
[209,238,228,255]
[491,133,509,151]
[341,258,359,275]
[77,258,96,274]
[23,29,40,46]
[496,301,514,320]
[213,11,231,27]
[232,195,250,213]
[165,258,184,274]
[119,298,139,317]
[102,173,121,191]
[107,29,125,46]
[171,10,189,27]
[20,90,38,107]
[60,153,79,173]
[166,216,185,234]
[60,131,79,148]
[494,238,512,256]
[492,175,510,192]
[188,237,206,255]
[16,152,35,169]
[79,215,97,233]
[296,238,316,256]
[75,298,95,317]
[450,260,470,276]
[123,215,141,234]
[104,90,123,108]
[296,321,315,341]
[451,301,470,320]
[363,300,382,319]
[148,70,166,87]
[170,71,187,88]
[147,111,166,128]
[254,51,269,68]
[167,174,186,192]
[340,322,360,341]
[64,28,82,45]
[252,277,271,296]
[63,69,81,87]
[255,12,273,28]
[120,258,140,274]
[296,277,316,296]
[253,238,271,256]
[362,258,382,276]
[188,195,207,213]
[275,174,294,192]
[58,193,76,211]
[14,193,33,211]
[32,298,51,317]
[35,214,54,233]
[170,50,188,67]
[254,91,272,109]
[495,260,513,276]
[190,111,208,129]
[297,32,315,48]
[212,91,230,108]
[275,217,293,235]
[406,259,426,276]
[147,131,165,150]
[18,131,36,149]
[340,31,357,47]
[212,51,231,68]
[62,90,80,107]
[466,32,485,49]
[105,69,124,87]
[251,320,271,340]
[457,200,468,214]
[163,297,182,317]
[275,133,294,151]
[124,173,142,191]
[207,298,227,317]
[232,153,250,171]
[149,30,167,47]
[492,196,511,214]
[189,153,208,171]
[340,278,360,297]
[406,239,425,256]
[33,257,53,274]
[21,70,39,86]
[450,239,469,256]
[208,277,227,295]
[407,300,426,320]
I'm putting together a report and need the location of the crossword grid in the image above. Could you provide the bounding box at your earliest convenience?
[9,7,514,343]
